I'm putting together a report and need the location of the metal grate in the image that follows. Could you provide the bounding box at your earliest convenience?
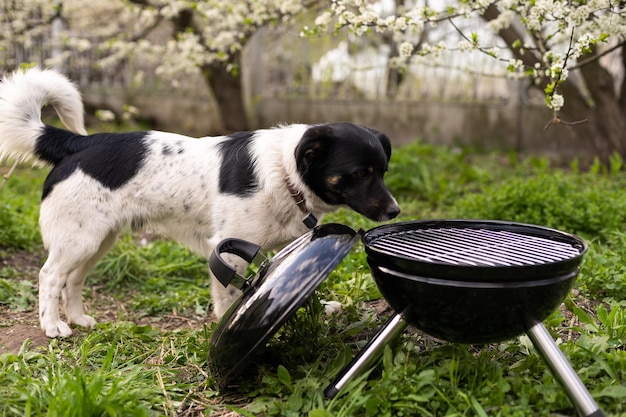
[368,228,582,267]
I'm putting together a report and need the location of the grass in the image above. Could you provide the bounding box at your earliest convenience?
[1,137,626,416]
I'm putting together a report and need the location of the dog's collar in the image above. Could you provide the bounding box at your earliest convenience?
[285,176,318,229]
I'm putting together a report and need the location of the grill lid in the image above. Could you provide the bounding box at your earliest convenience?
[363,220,587,282]
[209,223,361,388]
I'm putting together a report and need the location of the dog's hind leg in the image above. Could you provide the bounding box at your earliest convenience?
[62,231,118,329]
[39,262,73,338]
[39,231,117,338]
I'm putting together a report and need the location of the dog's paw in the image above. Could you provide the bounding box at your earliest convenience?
[68,314,97,329]
[42,320,73,338]
[321,300,343,316]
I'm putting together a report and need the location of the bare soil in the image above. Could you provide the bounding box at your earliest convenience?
[0,247,213,353]
[0,249,47,354]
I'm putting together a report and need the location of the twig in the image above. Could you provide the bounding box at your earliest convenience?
[0,160,19,195]
[543,116,589,131]
[447,17,511,65]
[156,365,176,417]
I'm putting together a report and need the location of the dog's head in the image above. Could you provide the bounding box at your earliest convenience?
[295,122,400,222]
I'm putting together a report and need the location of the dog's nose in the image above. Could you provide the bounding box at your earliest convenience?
[387,205,401,220]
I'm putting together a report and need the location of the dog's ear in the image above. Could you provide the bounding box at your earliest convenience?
[364,126,392,161]
[295,125,333,173]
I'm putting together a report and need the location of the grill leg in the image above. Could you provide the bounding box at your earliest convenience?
[526,321,605,417]
[324,311,409,399]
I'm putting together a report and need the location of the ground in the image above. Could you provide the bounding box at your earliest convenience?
[0,249,47,354]
[0,247,213,354]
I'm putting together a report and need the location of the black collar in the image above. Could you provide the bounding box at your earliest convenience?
[285,176,317,229]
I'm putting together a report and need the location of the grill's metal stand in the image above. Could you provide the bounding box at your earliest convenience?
[324,311,409,400]
[526,321,605,417]
[325,313,605,417]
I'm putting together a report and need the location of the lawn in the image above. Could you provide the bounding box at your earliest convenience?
[1,138,625,416]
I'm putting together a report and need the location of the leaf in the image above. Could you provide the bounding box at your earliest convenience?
[596,304,609,326]
[224,405,258,417]
[277,365,292,390]
[309,409,333,417]
[596,385,626,399]
[572,305,595,326]
[287,392,303,412]
[470,395,489,417]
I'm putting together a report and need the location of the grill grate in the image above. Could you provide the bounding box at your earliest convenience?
[368,228,581,267]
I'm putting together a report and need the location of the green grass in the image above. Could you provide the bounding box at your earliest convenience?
[1,140,626,416]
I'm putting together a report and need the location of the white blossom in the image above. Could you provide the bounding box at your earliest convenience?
[315,11,333,31]
[398,42,414,59]
[95,109,115,122]
[548,93,565,111]
[573,33,594,58]
[457,40,474,52]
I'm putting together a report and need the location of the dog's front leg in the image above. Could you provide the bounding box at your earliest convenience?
[210,252,248,319]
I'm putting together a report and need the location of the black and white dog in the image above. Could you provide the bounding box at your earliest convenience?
[0,68,400,338]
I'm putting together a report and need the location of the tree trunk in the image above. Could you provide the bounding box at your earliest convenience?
[201,55,250,133]
[170,8,249,133]
[482,5,626,163]
[558,48,626,161]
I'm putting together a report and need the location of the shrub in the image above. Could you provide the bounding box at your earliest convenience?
[451,172,626,239]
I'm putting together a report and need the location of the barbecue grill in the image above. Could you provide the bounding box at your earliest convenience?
[208,220,604,417]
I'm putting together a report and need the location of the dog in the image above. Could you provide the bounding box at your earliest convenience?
[0,68,400,338]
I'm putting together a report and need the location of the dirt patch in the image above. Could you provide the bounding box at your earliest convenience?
[0,323,49,354]
[1,248,46,353]
[1,248,43,276]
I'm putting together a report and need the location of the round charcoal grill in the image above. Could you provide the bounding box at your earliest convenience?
[325,220,604,417]
[208,220,604,417]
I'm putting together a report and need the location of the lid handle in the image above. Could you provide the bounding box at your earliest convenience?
[209,238,264,289]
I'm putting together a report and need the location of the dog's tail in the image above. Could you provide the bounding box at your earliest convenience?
[0,67,87,164]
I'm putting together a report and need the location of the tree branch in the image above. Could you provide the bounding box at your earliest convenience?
[570,40,626,70]
[126,0,158,6]
[0,14,58,42]
[618,43,626,118]
[122,0,165,41]
[481,3,542,69]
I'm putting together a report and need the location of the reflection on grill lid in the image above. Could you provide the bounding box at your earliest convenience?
[367,227,582,267]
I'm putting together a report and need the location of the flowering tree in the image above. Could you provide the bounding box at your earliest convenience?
[120,0,319,132]
[312,0,626,161]
[1,0,316,132]
[3,0,625,157]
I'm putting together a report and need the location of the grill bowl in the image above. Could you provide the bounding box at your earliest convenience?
[363,220,587,344]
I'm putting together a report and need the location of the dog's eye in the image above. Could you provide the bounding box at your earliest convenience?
[353,166,374,179]
[353,170,367,179]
